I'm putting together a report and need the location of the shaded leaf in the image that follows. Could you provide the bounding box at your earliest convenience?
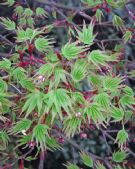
[113,151,127,163]
[80,152,93,167]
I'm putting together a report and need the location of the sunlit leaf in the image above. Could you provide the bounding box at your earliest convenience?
[22,91,44,117]
[88,50,114,69]
[0,58,11,70]
[35,37,53,52]
[76,20,96,45]
[103,76,123,91]
[62,42,86,60]
[71,59,88,81]
[20,78,35,91]
[111,107,124,122]
[0,17,15,30]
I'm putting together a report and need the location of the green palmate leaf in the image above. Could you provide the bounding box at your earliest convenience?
[114,165,122,169]
[0,79,7,92]
[123,30,132,43]
[129,70,135,78]
[46,137,61,151]
[24,8,33,17]
[88,50,112,69]
[113,15,124,30]
[10,119,32,134]
[114,44,124,52]
[46,50,59,62]
[38,63,53,78]
[124,110,133,122]
[76,20,96,45]
[26,28,44,42]
[120,95,135,108]
[46,88,73,120]
[3,0,15,6]
[35,37,53,52]
[17,134,32,147]
[0,92,11,98]
[53,67,68,88]
[114,165,127,169]
[88,74,103,87]
[0,131,9,150]
[0,58,11,70]
[111,107,124,122]
[72,92,85,104]
[71,59,88,81]
[17,28,42,42]
[63,117,82,137]
[112,151,127,163]
[62,42,86,60]
[18,17,27,27]
[32,124,49,150]
[95,161,106,169]
[80,152,93,167]
[95,9,104,23]
[81,0,102,7]
[14,5,23,17]
[36,7,48,17]
[65,162,79,169]
[107,0,126,8]
[103,76,123,91]
[12,67,26,81]
[123,86,134,97]
[27,17,35,27]
[0,17,15,30]
[22,91,44,117]
[16,28,30,42]
[0,93,12,112]
[115,129,128,149]
[20,78,35,91]
[85,104,105,126]
[94,93,110,109]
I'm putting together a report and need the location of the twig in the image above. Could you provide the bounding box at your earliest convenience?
[9,83,23,94]
[0,34,14,46]
[53,129,103,161]
[38,151,45,169]
[35,0,79,11]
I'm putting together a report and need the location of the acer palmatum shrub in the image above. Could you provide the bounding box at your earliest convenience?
[0,0,135,169]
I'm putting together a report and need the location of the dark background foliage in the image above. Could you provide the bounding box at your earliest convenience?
[1,0,135,169]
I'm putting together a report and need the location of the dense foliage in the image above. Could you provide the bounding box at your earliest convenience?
[0,0,135,169]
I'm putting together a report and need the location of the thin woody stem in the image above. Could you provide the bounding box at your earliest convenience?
[38,151,45,169]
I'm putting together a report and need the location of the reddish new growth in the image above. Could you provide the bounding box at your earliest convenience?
[92,0,111,14]
[17,44,46,68]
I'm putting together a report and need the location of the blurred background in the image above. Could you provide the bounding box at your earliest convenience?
[1,0,135,168]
